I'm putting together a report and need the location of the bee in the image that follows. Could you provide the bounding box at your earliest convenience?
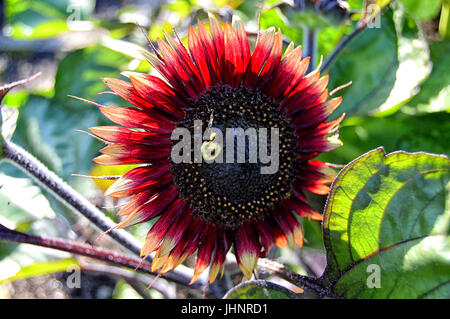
[201,111,222,161]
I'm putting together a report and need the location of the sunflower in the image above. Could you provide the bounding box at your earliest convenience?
[88,16,344,284]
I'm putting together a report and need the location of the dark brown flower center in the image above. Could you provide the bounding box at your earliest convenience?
[170,84,297,229]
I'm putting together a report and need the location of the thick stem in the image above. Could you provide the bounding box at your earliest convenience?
[1,140,199,287]
[0,223,203,290]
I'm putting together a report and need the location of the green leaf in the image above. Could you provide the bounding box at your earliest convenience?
[0,172,71,259]
[277,3,344,30]
[406,40,450,113]
[10,95,101,179]
[0,258,79,284]
[346,0,364,10]
[1,105,18,142]
[260,7,303,43]
[0,73,43,146]
[375,4,432,114]
[223,280,303,299]
[0,173,56,229]
[400,0,443,22]
[322,148,450,298]
[0,174,74,283]
[317,111,450,165]
[318,24,349,62]
[53,45,134,111]
[327,10,399,118]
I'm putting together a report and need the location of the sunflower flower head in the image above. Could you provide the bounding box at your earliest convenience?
[88,15,344,284]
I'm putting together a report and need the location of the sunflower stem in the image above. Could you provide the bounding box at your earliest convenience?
[1,140,201,288]
[258,258,339,298]
[0,223,204,290]
[303,26,318,73]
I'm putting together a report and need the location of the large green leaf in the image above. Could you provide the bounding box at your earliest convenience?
[327,10,399,118]
[406,40,450,113]
[321,148,449,298]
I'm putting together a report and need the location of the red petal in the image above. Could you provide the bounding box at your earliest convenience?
[297,135,342,153]
[264,47,308,99]
[282,197,323,221]
[282,75,328,113]
[233,19,251,76]
[268,216,288,248]
[163,32,206,93]
[141,198,186,256]
[158,208,195,256]
[291,97,342,129]
[93,154,164,166]
[128,72,186,118]
[157,38,195,94]
[197,19,221,85]
[273,212,295,249]
[105,165,171,197]
[243,28,275,88]
[98,143,170,163]
[99,106,174,133]
[190,225,216,284]
[89,126,170,146]
[235,224,260,279]
[188,25,213,88]
[222,21,250,88]
[209,15,226,80]
[116,185,178,228]
[161,216,203,272]
[256,31,282,88]
[283,212,304,247]
[117,191,153,217]
[102,78,156,110]
[208,229,232,283]
[254,221,274,257]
